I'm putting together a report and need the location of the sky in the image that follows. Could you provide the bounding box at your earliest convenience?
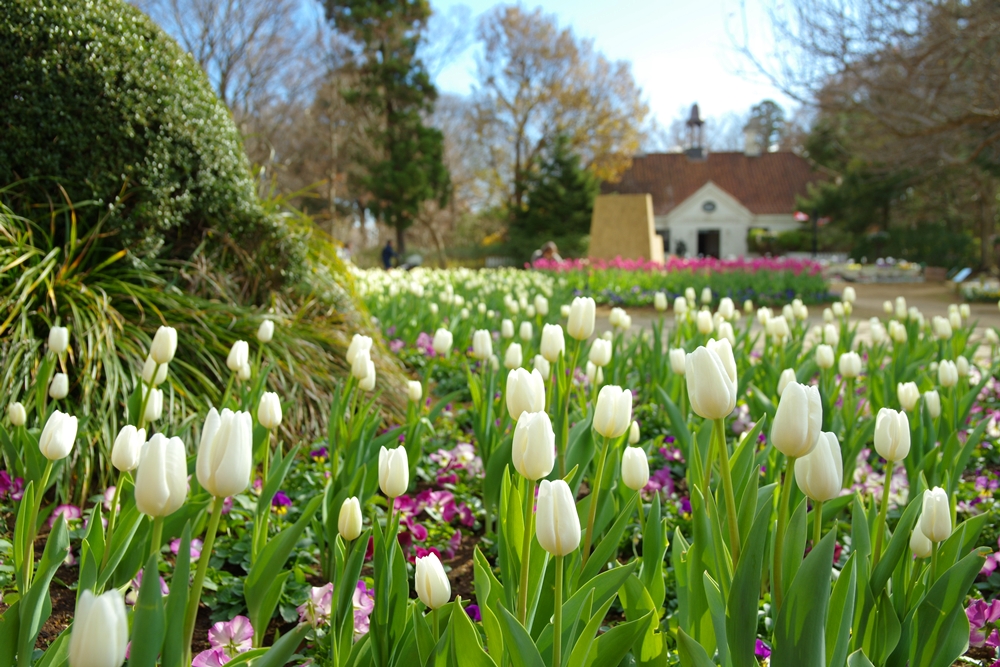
[430,0,795,128]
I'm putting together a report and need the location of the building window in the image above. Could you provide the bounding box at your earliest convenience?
[702,201,716,212]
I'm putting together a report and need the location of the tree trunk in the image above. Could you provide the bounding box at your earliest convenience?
[396,225,406,257]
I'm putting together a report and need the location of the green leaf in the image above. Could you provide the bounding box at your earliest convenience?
[337,529,372,633]
[450,598,498,667]
[585,611,653,667]
[703,573,728,667]
[676,627,716,667]
[846,649,875,667]
[33,627,70,667]
[257,444,301,522]
[413,604,435,667]
[657,387,691,458]
[870,490,924,596]
[18,516,70,660]
[96,503,144,590]
[639,493,667,611]
[579,493,636,585]
[781,497,808,600]
[162,522,192,667]
[908,549,986,667]
[728,484,775,667]
[826,554,857,667]
[127,553,166,667]
[772,529,836,665]
[250,623,311,667]
[496,604,546,667]
[0,601,21,667]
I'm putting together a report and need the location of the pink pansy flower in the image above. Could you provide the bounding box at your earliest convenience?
[126,570,170,605]
[170,538,204,561]
[353,581,375,639]
[192,649,229,667]
[103,486,119,512]
[297,583,334,628]
[208,615,254,655]
[49,504,82,527]
[967,599,1000,647]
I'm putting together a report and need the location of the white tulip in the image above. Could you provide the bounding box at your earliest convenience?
[506,368,545,421]
[134,434,187,517]
[883,300,893,315]
[257,320,274,343]
[433,328,453,356]
[685,339,737,420]
[924,390,941,419]
[504,343,523,370]
[701,287,713,304]
[535,480,581,556]
[258,392,282,430]
[874,408,910,461]
[888,320,907,344]
[501,319,515,339]
[823,308,834,323]
[960,303,970,319]
[743,299,754,313]
[895,296,908,319]
[39,410,78,460]
[378,446,409,498]
[533,354,550,378]
[832,302,845,318]
[429,303,439,316]
[560,304,571,318]
[8,402,26,427]
[685,287,697,303]
[717,321,735,345]
[351,349,372,381]
[512,411,556,480]
[621,446,649,491]
[338,497,363,541]
[534,295,549,316]
[143,386,163,423]
[472,330,493,361]
[226,340,250,372]
[815,344,834,370]
[956,356,970,377]
[68,590,128,667]
[407,381,423,403]
[49,326,70,355]
[920,487,952,543]
[767,315,791,341]
[111,425,145,473]
[771,382,822,458]
[609,307,627,329]
[519,321,533,341]
[718,297,735,319]
[674,296,688,315]
[842,286,856,303]
[669,348,686,375]
[238,363,251,382]
[141,356,169,386]
[589,339,612,367]
[49,372,69,400]
[585,361,604,385]
[910,523,933,559]
[540,324,565,363]
[777,368,796,396]
[654,292,668,311]
[897,382,919,411]
[949,311,961,330]
[628,420,640,445]
[197,408,253,498]
[567,297,596,340]
[593,385,632,439]
[359,360,376,391]
[823,324,839,348]
[937,360,957,388]
[932,316,952,341]
[794,431,843,502]
[694,310,713,335]
[986,328,1000,346]
[838,352,862,379]
[415,552,451,609]
[347,335,374,368]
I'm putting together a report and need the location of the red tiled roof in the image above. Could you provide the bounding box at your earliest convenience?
[602,151,822,216]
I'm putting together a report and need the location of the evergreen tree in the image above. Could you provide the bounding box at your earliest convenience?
[508,135,600,261]
[326,0,450,253]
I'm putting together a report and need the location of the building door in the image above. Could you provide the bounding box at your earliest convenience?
[698,230,720,258]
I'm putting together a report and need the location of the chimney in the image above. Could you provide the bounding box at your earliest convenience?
[744,119,762,157]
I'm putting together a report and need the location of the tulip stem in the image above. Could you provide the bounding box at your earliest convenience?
[21,460,54,593]
[813,499,823,547]
[220,372,236,410]
[930,542,939,584]
[253,429,273,562]
[872,469,893,570]
[714,418,740,566]
[773,456,796,614]
[637,494,646,532]
[150,516,164,559]
[102,470,128,571]
[184,495,226,662]
[581,435,611,569]
[136,366,159,430]
[517,478,536,625]
[553,555,564,667]
[432,607,440,641]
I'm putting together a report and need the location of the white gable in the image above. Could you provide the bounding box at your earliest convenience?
[661,181,753,227]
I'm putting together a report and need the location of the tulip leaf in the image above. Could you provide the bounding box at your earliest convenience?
[686,487,716,654]
[214,649,268,667]
[936,512,989,571]
[127,553,166,667]
[826,553,857,667]
[656,387,690,459]
[727,484,774,667]
[413,606,434,667]
[676,627,716,667]
[639,493,667,611]
[618,575,665,666]
[780,496,808,602]
[472,548,505,658]
[17,515,69,662]
[32,627,69,667]
[162,522,192,667]
[484,435,513,519]
[449,598,498,667]
[846,649,875,667]
[77,505,104,599]
[257,443,301,522]
[586,610,653,667]
[579,493,636,585]
[336,529,372,634]
[947,417,988,497]
[703,572,728,667]
[12,482,34,588]
[908,549,986,667]
[250,622,311,667]
[565,590,607,667]
[565,413,596,493]
[0,601,21,667]
[772,529,836,666]
[863,590,900,664]
[496,604,546,667]
[870,489,924,596]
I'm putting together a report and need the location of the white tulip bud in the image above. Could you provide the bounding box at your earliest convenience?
[956,356,970,377]
[534,295,549,316]
[533,354,550,378]
[359,360,376,391]
[718,297,735,319]
[68,590,128,667]
[674,296,688,315]
[258,392,282,430]
[378,446,409,498]
[535,479,581,556]
[883,300,893,315]
[257,320,274,343]
[415,552,451,610]
[338,497,363,541]
[987,328,1000,345]
[7,402,26,427]
[701,287,713,304]
[506,368,545,421]
[346,334,374,366]
[777,368,796,396]
[111,425,145,473]
[897,382,919,411]
[585,361,603,385]
[923,390,941,419]
[937,360,957,388]
[504,343,523,370]
[501,319,515,339]
[540,324,565,363]
[823,308,834,323]
[743,299,754,314]
[669,348,686,375]
[141,357,169,386]
[685,287,697,303]
[920,487,952,543]
[717,321,735,345]
[895,296,908,319]
[567,297,596,340]
[593,385,632,439]
[756,307,772,325]
[959,303,970,319]
[134,433,188,517]
[197,408,253,498]
[874,408,910,461]
[609,307,627,329]
[238,363,251,382]
[143,386,163,423]
[815,344,834,370]
[512,411,556,480]
[621,446,649,491]
[39,410,78,460]
[589,339,612,367]
[889,320,907,344]
[843,301,853,316]
[838,352,862,379]
[351,349,372,381]
[842,286,856,303]
[794,303,809,321]
[696,310,714,335]
[226,340,250,372]
[832,302,845,318]
[432,328,453,356]
[48,326,70,355]
[519,321,533,341]
[472,330,493,361]
[931,316,952,341]
[560,304,571,318]
[910,523,933,559]
[823,324,839,348]
[654,292,668,311]
[949,311,962,330]
[771,382,822,458]
[49,372,69,400]
[628,421,640,445]
[794,431,843,502]
[602,330,613,341]
[685,340,737,420]
[407,381,423,403]
[767,315,791,341]
[429,303,439,315]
